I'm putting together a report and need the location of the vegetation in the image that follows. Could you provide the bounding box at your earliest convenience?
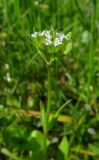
[0,0,99,160]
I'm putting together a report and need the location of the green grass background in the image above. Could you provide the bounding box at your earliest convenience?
[0,0,99,160]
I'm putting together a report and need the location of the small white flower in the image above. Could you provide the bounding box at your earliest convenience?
[54,37,62,46]
[56,33,65,41]
[44,30,51,36]
[44,31,52,40]
[44,38,52,45]
[31,30,71,48]
[39,31,45,36]
[31,32,39,38]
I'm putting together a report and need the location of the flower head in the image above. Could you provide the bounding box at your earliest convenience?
[31,30,70,46]
[31,30,72,58]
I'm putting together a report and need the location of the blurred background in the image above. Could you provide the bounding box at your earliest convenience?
[0,0,99,160]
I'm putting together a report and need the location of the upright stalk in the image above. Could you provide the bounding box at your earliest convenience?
[87,0,96,92]
[43,131,47,160]
[43,63,52,160]
[47,64,51,121]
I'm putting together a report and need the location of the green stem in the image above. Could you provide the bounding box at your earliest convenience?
[47,64,51,121]
[43,131,47,160]
[43,63,51,160]
[87,1,96,92]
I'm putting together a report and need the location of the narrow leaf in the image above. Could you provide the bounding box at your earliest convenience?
[1,148,23,160]
[59,136,69,160]
[55,100,71,118]
[36,47,47,63]
[66,32,72,40]
[40,101,47,134]
[48,100,71,131]
[48,116,57,131]
[64,42,72,55]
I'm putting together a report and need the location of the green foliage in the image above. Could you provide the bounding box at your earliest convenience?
[40,101,47,134]
[30,130,50,150]
[58,136,69,160]
[29,130,49,160]
[0,0,99,160]
[64,42,72,55]
[48,100,71,131]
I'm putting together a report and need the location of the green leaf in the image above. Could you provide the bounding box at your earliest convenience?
[48,116,57,131]
[58,136,69,160]
[66,32,72,40]
[1,148,23,160]
[48,100,71,131]
[64,42,72,55]
[40,101,47,134]
[36,47,47,63]
[55,100,71,117]
[30,130,50,150]
[7,96,20,108]
[29,130,45,160]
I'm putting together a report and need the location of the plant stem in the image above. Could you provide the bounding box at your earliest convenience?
[43,63,51,160]
[87,0,96,93]
[43,132,47,160]
[47,64,51,121]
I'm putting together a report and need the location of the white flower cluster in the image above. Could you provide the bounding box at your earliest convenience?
[31,30,70,47]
